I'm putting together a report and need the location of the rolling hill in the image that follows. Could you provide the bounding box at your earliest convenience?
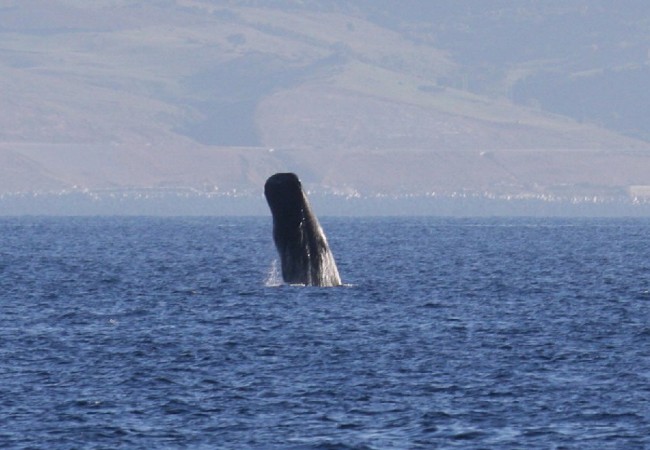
[1,0,650,213]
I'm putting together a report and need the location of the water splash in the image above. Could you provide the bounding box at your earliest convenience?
[265,259,283,287]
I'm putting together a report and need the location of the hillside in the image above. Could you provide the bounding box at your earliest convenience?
[1,0,650,213]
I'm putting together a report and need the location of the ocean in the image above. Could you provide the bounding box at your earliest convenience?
[1,216,649,449]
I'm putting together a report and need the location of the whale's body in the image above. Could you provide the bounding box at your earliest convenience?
[264,173,341,287]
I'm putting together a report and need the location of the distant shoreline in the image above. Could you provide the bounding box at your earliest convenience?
[2,190,650,217]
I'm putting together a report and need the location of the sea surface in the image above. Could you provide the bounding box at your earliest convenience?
[1,216,649,449]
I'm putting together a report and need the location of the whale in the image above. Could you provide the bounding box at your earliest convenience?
[264,173,342,287]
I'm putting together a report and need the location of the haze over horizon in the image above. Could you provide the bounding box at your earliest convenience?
[2,0,650,215]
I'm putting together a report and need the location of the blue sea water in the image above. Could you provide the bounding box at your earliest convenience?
[1,216,649,449]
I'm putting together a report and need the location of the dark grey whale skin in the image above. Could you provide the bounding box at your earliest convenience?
[264,173,342,287]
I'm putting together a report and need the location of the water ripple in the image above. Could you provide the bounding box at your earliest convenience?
[1,217,649,448]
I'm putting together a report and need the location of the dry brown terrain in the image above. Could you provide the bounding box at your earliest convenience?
[2,1,650,213]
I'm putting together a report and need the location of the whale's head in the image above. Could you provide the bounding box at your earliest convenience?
[264,173,305,224]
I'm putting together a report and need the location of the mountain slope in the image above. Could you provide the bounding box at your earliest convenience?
[1,0,649,204]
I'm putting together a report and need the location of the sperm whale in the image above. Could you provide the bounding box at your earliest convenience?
[264,173,342,287]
